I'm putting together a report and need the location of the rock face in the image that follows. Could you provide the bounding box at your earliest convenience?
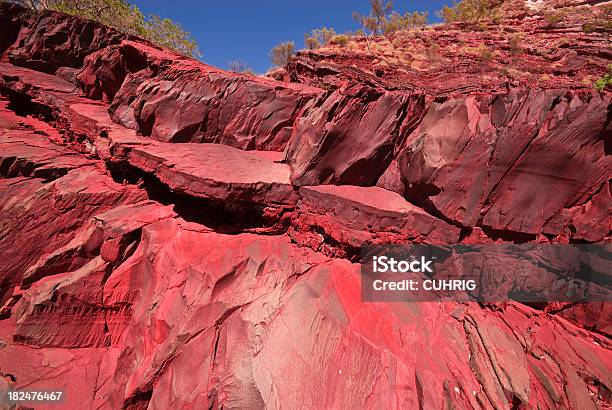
[394,90,611,240]
[81,40,320,150]
[0,1,610,409]
[0,3,125,73]
[291,185,461,254]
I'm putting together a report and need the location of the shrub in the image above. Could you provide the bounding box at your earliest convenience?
[594,64,612,92]
[383,10,428,35]
[582,22,597,33]
[4,0,201,58]
[477,44,493,60]
[331,34,350,46]
[581,4,612,33]
[544,10,566,27]
[437,0,504,23]
[304,27,337,49]
[52,0,147,34]
[508,34,522,55]
[270,41,295,67]
[353,0,392,37]
[426,43,440,59]
[539,74,551,82]
[228,60,254,75]
[503,67,527,79]
[141,14,201,58]
[353,0,428,38]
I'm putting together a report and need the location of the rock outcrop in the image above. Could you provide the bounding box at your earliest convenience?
[81,40,320,150]
[0,1,610,409]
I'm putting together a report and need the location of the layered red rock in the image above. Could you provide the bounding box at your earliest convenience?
[81,40,321,150]
[3,216,610,408]
[0,2,610,409]
[0,2,125,73]
[292,185,460,254]
[279,0,612,242]
[0,61,127,158]
[281,0,611,94]
[110,138,297,207]
[285,86,425,186]
[393,90,611,240]
[2,2,322,151]
[0,121,91,179]
[284,85,610,241]
[1,3,608,245]
[0,96,146,306]
[12,201,176,348]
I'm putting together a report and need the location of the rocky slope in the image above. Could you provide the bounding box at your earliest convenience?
[0,1,610,409]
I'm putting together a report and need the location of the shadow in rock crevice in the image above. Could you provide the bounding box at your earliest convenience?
[106,161,288,234]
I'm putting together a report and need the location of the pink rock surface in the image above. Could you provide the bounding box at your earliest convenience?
[2,218,610,408]
[0,99,146,307]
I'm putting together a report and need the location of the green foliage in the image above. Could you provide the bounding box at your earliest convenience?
[437,0,503,23]
[544,10,566,27]
[582,22,597,33]
[353,0,427,38]
[269,41,295,67]
[141,14,200,58]
[383,10,428,35]
[304,27,337,49]
[5,0,201,58]
[53,0,145,34]
[594,64,612,92]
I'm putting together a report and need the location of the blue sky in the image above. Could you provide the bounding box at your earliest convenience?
[131,0,452,73]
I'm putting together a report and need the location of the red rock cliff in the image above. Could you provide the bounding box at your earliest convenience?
[0,1,610,409]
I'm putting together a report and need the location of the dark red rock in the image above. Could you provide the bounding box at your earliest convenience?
[78,40,321,150]
[0,3,24,56]
[395,90,611,240]
[285,86,425,186]
[0,104,92,178]
[548,302,612,337]
[0,3,125,73]
[0,61,140,158]
[292,185,460,253]
[110,136,297,207]
[77,42,150,102]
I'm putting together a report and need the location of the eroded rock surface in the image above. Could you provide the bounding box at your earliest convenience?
[0,1,610,409]
[82,40,321,150]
